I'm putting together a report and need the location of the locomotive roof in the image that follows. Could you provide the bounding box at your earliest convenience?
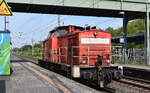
[50,25,84,33]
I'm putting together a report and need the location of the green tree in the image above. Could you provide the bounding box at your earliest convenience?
[106,19,145,37]
[127,19,144,34]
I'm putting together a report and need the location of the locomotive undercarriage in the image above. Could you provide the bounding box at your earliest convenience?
[38,60,123,88]
[80,66,123,87]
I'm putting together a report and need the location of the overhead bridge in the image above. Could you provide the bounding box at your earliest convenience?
[7,0,149,18]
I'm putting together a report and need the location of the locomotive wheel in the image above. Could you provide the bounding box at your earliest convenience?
[108,70,112,83]
[104,70,109,85]
[104,70,112,85]
[97,69,113,87]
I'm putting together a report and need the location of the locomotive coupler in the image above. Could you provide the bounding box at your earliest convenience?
[97,66,105,87]
[96,55,105,87]
[96,55,113,88]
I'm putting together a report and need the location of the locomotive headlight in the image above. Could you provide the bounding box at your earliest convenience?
[106,60,111,63]
[82,60,86,64]
[82,55,87,64]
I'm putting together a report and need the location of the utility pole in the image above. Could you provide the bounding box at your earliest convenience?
[32,39,34,56]
[58,15,61,26]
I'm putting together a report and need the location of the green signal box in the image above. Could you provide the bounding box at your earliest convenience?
[0,31,10,75]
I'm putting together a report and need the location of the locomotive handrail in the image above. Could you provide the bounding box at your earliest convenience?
[48,46,123,65]
[51,47,68,64]
[71,46,123,65]
[72,55,123,57]
[72,46,122,48]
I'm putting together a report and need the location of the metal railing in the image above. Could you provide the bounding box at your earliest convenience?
[42,46,123,64]
[51,47,68,63]
[42,46,149,65]
[71,46,123,65]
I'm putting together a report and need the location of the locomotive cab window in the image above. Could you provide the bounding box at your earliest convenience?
[48,33,51,38]
[56,30,67,37]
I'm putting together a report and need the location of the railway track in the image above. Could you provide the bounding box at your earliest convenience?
[13,54,150,93]
[122,76,150,89]
[108,77,150,93]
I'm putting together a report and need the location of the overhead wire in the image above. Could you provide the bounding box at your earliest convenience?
[14,0,89,38]
[14,0,148,47]
[16,0,70,36]
[13,0,63,33]
[13,0,118,45]
[12,0,78,47]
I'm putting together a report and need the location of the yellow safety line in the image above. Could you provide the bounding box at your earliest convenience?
[21,63,71,93]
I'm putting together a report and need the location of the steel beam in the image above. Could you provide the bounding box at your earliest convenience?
[7,0,148,13]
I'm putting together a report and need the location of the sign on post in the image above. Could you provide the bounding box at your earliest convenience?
[0,0,12,75]
[0,31,10,75]
[120,37,125,44]
[0,0,12,16]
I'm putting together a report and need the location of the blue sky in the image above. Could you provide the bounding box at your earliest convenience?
[0,13,122,48]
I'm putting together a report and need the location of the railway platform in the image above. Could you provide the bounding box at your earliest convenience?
[114,63,150,81]
[114,64,150,70]
[0,56,102,93]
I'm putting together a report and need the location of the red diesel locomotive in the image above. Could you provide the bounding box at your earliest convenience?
[39,25,122,87]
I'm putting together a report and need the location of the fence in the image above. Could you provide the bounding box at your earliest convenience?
[126,48,146,64]
[112,48,146,65]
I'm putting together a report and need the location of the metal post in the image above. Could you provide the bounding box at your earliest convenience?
[144,18,148,64]
[32,39,34,56]
[123,16,128,64]
[88,47,90,65]
[59,48,61,63]
[58,15,60,26]
[4,16,6,31]
[146,2,150,65]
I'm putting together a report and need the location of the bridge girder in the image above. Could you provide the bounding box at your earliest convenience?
[7,0,149,18]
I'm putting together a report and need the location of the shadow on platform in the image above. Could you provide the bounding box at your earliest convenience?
[0,80,6,93]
